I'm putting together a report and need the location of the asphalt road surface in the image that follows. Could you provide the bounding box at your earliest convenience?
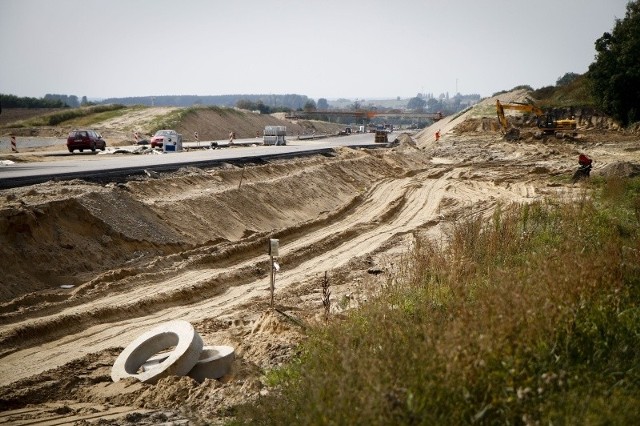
[0,133,396,189]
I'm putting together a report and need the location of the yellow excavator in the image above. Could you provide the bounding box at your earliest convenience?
[496,100,577,140]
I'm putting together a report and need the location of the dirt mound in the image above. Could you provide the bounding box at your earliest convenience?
[0,149,416,303]
[0,183,188,302]
[453,117,501,134]
[176,109,345,142]
[598,161,640,178]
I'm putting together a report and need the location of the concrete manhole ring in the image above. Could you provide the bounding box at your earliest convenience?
[188,345,235,382]
[141,345,235,383]
[111,320,203,384]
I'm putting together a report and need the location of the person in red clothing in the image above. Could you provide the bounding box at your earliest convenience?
[578,153,592,169]
[435,129,441,142]
[573,153,593,182]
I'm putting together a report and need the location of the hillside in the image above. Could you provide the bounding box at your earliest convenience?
[0,105,347,147]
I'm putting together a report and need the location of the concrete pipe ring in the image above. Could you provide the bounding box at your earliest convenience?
[140,345,235,383]
[111,320,203,384]
[188,345,235,383]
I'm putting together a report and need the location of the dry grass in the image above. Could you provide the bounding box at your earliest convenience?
[234,177,640,425]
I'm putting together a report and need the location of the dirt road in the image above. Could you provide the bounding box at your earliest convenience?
[1,94,638,424]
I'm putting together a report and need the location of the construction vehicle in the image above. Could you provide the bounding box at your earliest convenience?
[496,100,577,140]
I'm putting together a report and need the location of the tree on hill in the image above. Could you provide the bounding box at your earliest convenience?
[44,94,79,108]
[317,98,329,110]
[407,96,427,111]
[303,100,317,112]
[0,94,66,108]
[556,72,580,87]
[588,0,640,125]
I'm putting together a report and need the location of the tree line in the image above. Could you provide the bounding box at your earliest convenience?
[100,94,312,110]
[1,93,67,108]
[588,0,640,125]
[0,93,96,109]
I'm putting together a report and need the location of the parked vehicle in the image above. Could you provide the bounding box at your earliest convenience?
[150,130,180,148]
[66,130,106,153]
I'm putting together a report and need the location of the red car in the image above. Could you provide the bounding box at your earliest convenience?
[150,130,179,148]
[67,130,106,153]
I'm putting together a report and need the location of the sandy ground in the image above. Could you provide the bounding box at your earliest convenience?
[0,93,639,424]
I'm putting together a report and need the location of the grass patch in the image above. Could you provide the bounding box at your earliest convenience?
[16,104,126,127]
[68,106,143,128]
[148,105,242,132]
[233,177,640,425]
[532,75,596,108]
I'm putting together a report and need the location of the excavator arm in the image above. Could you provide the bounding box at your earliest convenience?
[496,100,544,132]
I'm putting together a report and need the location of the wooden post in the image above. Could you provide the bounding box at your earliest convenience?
[269,239,279,309]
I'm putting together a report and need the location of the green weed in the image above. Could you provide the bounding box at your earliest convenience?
[18,104,126,127]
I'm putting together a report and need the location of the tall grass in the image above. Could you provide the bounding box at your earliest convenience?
[234,177,640,425]
[16,104,126,127]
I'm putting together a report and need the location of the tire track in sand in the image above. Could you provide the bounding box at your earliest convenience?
[0,167,535,386]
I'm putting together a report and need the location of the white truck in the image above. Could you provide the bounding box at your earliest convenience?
[263,126,286,146]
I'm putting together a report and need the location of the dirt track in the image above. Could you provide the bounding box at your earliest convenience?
[1,93,639,424]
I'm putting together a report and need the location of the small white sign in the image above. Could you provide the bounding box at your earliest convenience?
[269,238,279,257]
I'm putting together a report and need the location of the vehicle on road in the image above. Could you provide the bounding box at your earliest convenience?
[150,130,180,148]
[66,130,106,153]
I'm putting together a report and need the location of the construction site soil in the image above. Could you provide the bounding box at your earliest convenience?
[1,92,639,424]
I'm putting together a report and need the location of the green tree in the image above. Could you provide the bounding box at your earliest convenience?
[303,99,317,111]
[556,72,580,87]
[317,98,329,110]
[407,96,426,111]
[235,99,254,110]
[588,0,640,125]
[426,97,442,112]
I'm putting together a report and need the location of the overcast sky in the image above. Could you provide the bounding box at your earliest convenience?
[0,0,631,101]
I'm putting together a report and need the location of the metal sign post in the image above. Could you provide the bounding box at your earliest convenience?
[269,239,279,309]
[194,132,199,147]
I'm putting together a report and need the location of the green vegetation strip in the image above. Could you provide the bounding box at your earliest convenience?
[15,104,127,127]
[235,177,640,425]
